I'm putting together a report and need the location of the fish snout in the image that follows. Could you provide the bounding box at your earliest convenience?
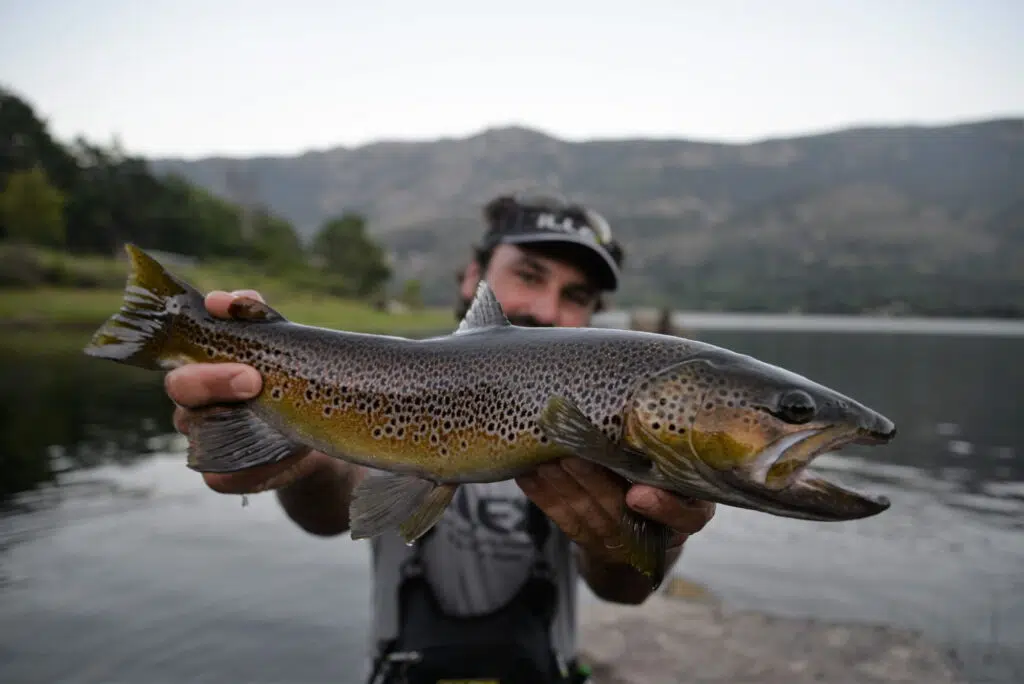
[856,413,897,445]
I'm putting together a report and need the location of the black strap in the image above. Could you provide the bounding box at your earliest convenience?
[371,501,563,684]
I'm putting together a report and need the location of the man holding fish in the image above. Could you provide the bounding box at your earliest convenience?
[162,193,718,683]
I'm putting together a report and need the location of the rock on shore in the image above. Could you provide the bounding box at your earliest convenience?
[577,578,965,684]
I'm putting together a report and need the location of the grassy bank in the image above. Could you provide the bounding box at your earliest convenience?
[0,288,454,333]
[0,246,455,335]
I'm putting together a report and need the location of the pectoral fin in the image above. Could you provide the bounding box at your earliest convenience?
[537,395,649,474]
[185,404,309,473]
[539,395,670,586]
[349,471,457,543]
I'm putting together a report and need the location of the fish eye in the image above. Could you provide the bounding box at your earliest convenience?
[774,389,816,424]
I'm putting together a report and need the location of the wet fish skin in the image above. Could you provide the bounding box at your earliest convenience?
[83,244,897,586]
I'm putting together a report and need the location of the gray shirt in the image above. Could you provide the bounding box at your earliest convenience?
[368,480,579,664]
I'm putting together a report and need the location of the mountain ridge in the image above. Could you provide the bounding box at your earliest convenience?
[146,118,1024,315]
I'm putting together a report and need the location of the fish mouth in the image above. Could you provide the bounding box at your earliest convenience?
[728,420,895,521]
[755,424,895,492]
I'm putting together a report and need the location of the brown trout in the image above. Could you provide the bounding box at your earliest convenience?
[84,245,897,585]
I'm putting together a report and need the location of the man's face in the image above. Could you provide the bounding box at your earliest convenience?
[458,243,601,329]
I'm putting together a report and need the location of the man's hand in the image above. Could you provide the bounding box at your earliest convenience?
[515,457,715,602]
[165,289,326,495]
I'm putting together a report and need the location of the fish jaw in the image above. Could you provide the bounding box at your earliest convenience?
[623,401,898,523]
[732,424,895,521]
[624,425,894,522]
[618,348,899,522]
[757,424,886,491]
[748,429,821,486]
[753,469,892,521]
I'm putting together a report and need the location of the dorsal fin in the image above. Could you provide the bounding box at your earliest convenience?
[454,280,510,334]
[227,296,287,323]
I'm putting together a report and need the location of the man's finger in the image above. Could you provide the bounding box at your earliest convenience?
[164,363,262,409]
[173,405,191,435]
[625,485,716,535]
[516,473,586,542]
[555,459,627,541]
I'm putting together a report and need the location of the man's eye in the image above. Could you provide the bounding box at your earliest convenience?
[516,270,541,284]
[566,293,595,308]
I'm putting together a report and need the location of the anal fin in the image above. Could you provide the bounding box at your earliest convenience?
[621,507,671,591]
[538,395,649,474]
[349,471,457,543]
[185,404,307,473]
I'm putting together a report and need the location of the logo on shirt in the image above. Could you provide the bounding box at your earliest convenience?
[450,485,529,537]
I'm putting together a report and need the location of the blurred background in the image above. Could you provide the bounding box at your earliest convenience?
[0,1,1021,683]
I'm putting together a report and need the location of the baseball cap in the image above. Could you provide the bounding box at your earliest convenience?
[480,194,624,291]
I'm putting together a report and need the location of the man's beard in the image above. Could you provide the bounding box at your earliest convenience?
[454,297,553,328]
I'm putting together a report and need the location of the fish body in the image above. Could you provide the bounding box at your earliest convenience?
[85,245,898,585]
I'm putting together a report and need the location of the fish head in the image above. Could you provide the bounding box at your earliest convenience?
[624,349,896,521]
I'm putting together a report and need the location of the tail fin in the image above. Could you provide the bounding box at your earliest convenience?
[83,244,205,370]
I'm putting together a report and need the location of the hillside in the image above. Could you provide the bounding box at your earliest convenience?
[149,120,1024,316]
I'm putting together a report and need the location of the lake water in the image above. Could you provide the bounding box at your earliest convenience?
[1,317,1022,684]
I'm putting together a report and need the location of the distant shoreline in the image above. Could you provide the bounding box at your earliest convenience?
[3,296,1023,339]
[597,309,1024,337]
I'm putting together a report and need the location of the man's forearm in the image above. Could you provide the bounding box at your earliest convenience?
[577,543,684,605]
[275,454,365,537]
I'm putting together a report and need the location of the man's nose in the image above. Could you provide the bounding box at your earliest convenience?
[528,293,560,326]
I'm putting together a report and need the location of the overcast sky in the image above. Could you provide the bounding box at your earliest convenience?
[1,0,1021,158]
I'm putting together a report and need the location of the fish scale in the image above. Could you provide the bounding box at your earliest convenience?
[84,244,898,587]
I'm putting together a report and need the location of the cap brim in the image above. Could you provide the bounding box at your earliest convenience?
[496,232,620,291]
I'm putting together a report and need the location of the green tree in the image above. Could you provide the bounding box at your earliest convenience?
[0,86,262,262]
[248,207,305,273]
[399,279,423,309]
[312,212,391,297]
[0,86,80,191]
[0,165,66,247]
[180,182,245,258]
